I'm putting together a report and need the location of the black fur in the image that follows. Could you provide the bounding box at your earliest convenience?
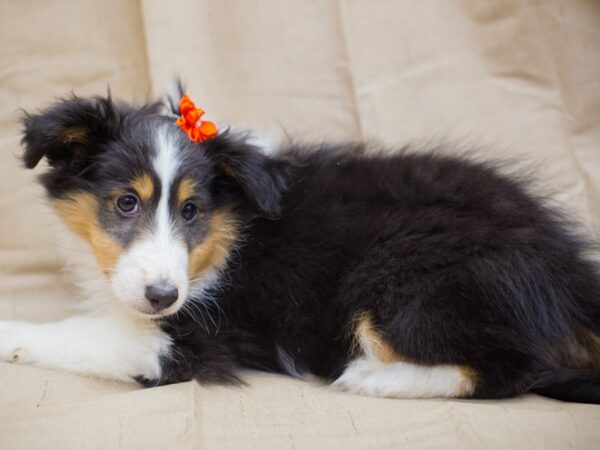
[206,133,289,219]
[161,145,600,402]
[22,94,600,403]
[531,371,600,404]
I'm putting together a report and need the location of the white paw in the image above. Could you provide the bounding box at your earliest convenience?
[331,358,387,395]
[332,358,474,399]
[0,320,28,363]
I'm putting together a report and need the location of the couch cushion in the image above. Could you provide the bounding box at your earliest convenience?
[1,1,600,448]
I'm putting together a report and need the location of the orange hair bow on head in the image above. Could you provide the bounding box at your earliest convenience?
[176,94,218,143]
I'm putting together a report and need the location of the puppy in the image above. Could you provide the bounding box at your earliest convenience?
[2,85,600,404]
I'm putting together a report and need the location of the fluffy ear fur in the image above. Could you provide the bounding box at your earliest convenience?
[163,79,287,218]
[164,78,186,116]
[205,132,288,219]
[21,94,124,172]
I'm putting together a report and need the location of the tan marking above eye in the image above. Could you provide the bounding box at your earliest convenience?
[52,193,122,276]
[131,173,154,202]
[177,178,197,205]
[188,210,239,277]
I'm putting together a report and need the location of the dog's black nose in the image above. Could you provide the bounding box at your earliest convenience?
[145,284,178,311]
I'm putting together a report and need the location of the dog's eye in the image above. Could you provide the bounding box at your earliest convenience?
[181,202,198,222]
[116,194,140,216]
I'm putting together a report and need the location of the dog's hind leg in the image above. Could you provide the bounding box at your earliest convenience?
[331,313,476,398]
[0,311,171,383]
[332,357,475,398]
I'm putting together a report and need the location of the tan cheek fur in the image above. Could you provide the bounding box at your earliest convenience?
[52,193,122,275]
[188,211,238,277]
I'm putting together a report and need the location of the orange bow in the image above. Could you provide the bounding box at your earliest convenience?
[176,94,218,143]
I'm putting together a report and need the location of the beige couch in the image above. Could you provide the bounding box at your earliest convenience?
[1,1,600,448]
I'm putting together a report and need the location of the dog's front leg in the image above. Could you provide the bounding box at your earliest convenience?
[0,313,171,383]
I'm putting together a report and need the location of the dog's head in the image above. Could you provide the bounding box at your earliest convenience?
[21,87,285,318]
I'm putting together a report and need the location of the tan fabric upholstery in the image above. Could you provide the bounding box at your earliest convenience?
[1,1,600,448]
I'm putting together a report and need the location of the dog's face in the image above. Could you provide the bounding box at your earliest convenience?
[21,93,284,318]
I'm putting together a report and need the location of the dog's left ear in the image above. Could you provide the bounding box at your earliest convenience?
[205,132,287,219]
[163,79,286,218]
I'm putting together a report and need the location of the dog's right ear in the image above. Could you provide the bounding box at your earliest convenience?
[21,94,122,170]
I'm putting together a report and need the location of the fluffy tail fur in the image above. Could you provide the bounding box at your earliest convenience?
[531,370,600,404]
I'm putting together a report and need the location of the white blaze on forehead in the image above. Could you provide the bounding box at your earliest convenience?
[147,127,188,294]
[153,126,180,238]
[110,127,190,316]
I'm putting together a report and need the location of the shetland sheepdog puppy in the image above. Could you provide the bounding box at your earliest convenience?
[2,83,600,404]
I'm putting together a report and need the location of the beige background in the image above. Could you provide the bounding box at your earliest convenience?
[1,1,600,449]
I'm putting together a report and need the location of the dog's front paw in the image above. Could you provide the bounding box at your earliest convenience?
[133,375,162,387]
[0,320,29,364]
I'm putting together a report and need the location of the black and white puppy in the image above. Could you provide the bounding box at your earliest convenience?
[2,85,600,404]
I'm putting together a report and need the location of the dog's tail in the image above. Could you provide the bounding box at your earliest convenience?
[531,370,600,404]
